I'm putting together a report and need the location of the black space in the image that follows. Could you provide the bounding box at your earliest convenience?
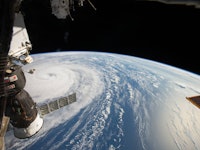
[20,0,200,75]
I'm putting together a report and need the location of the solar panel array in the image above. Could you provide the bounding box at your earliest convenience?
[39,93,76,116]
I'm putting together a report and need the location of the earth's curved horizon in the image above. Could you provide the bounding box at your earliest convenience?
[5,51,200,150]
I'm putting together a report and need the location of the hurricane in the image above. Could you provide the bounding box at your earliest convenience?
[5,51,200,150]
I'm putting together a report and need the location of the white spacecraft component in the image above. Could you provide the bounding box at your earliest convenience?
[50,0,72,19]
[8,12,33,65]
[13,113,44,139]
[50,0,96,20]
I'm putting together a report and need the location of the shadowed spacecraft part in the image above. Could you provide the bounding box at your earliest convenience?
[140,0,200,8]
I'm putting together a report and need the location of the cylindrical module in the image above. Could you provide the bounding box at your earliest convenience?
[7,89,43,138]
[3,64,43,139]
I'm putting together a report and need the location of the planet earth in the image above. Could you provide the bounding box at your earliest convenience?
[5,51,200,150]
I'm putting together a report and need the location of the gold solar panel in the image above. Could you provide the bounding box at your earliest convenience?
[186,95,200,109]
